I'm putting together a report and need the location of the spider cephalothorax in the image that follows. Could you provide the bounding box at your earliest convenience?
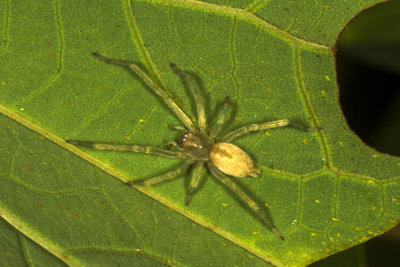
[67,53,315,240]
[179,132,213,160]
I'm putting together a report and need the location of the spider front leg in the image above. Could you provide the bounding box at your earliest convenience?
[208,163,284,240]
[66,140,190,185]
[221,119,290,142]
[66,140,185,159]
[92,53,196,132]
[221,119,317,142]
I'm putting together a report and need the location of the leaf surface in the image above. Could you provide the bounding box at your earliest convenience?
[0,0,399,266]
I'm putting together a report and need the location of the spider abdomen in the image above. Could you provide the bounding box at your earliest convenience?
[209,143,260,178]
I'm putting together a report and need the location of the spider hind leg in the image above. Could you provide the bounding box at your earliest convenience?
[208,163,285,240]
[185,161,205,205]
[127,161,190,186]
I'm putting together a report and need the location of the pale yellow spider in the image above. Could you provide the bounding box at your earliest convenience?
[67,53,315,240]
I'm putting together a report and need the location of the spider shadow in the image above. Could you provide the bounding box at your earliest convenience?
[180,161,276,231]
[118,61,190,124]
[209,97,239,139]
[121,60,239,139]
[210,173,278,231]
[169,66,211,127]
[167,64,241,136]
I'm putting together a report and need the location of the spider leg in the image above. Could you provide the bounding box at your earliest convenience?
[92,53,195,132]
[127,161,190,186]
[169,124,186,131]
[209,97,231,138]
[164,140,179,150]
[208,163,284,240]
[66,140,185,159]
[220,119,290,142]
[185,161,205,206]
[170,63,206,133]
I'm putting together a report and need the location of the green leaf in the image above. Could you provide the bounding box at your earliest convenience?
[0,0,398,266]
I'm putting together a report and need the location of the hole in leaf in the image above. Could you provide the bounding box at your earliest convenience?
[336,1,400,156]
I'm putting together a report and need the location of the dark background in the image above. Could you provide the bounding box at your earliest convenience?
[312,1,400,266]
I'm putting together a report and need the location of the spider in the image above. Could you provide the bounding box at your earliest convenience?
[67,53,315,240]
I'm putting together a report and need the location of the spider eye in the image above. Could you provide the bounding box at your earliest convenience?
[179,132,190,148]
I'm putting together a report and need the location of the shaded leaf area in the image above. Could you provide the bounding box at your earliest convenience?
[0,0,399,266]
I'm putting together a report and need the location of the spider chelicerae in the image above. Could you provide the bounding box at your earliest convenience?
[67,53,315,240]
